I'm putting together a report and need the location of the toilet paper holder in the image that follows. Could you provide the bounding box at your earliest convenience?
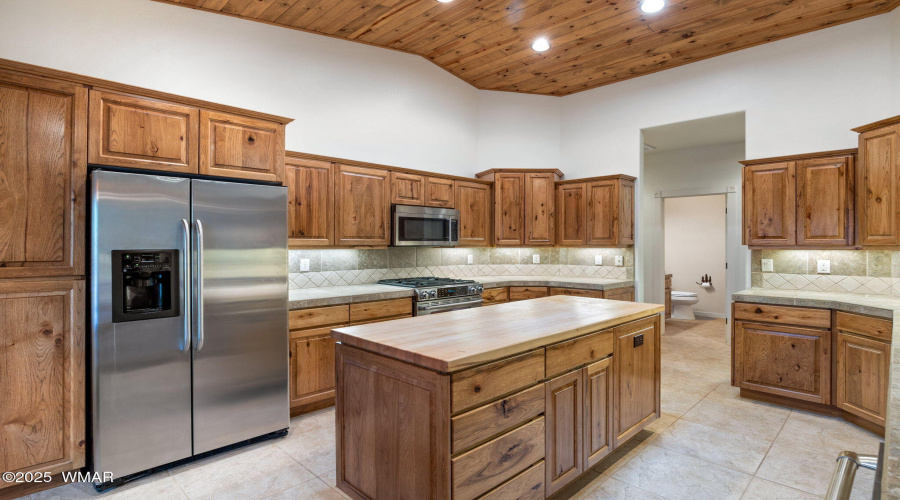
[696,274,712,287]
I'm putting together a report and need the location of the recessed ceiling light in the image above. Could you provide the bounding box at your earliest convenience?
[532,37,551,52]
[640,0,665,13]
[437,0,453,3]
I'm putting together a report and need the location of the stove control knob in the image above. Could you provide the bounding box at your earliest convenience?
[419,290,429,300]
[476,285,484,292]
[468,286,476,294]
[429,290,437,299]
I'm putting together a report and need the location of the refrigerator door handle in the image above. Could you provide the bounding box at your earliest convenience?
[181,219,192,352]
[195,219,205,352]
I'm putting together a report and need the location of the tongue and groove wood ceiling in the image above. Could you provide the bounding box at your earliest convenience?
[155,0,900,95]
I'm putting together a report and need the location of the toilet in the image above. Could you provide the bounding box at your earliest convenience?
[671,291,699,320]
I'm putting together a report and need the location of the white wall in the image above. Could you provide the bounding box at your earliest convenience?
[664,195,727,317]
[475,91,561,171]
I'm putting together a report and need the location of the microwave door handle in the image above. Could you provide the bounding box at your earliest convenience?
[181,219,192,352]
[195,219,205,352]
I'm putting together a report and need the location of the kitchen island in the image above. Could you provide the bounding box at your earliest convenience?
[331,295,664,500]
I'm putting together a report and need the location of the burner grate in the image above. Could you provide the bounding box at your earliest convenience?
[378,277,476,288]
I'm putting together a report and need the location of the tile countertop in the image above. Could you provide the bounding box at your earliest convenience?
[288,276,635,310]
[732,288,900,497]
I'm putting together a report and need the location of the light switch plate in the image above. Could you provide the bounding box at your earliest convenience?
[615,256,624,266]
[467,254,473,264]
[761,259,773,272]
[533,254,540,264]
[595,255,603,265]
[817,260,830,274]
[300,259,310,272]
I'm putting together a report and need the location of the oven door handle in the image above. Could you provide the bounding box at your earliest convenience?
[417,298,483,314]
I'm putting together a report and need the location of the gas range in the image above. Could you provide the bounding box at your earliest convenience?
[377,277,484,316]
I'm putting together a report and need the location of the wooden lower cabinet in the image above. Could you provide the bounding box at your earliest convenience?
[510,286,549,301]
[664,275,672,319]
[604,287,635,302]
[549,287,603,298]
[0,279,85,485]
[544,369,584,496]
[612,316,660,446]
[834,311,892,428]
[584,358,612,468]
[482,287,509,306]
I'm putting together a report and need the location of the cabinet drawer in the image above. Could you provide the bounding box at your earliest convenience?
[452,349,545,413]
[349,298,412,323]
[549,287,603,298]
[482,287,509,305]
[835,311,892,342]
[289,305,349,330]
[452,384,544,454]
[451,417,545,500]
[546,329,613,377]
[604,287,635,302]
[478,460,545,500]
[509,286,548,301]
[733,302,831,328]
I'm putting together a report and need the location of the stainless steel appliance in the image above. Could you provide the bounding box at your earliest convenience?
[392,205,460,246]
[378,277,483,315]
[90,170,289,488]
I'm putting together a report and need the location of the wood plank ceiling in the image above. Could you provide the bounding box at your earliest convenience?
[154,0,900,95]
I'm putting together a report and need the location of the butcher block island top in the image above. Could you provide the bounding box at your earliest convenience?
[331,295,664,373]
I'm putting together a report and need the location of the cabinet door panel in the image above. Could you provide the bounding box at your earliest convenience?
[743,162,796,246]
[796,156,854,246]
[200,110,284,183]
[425,177,454,208]
[456,181,492,247]
[584,358,612,467]
[286,158,333,247]
[0,70,86,278]
[494,173,525,246]
[858,125,900,245]
[290,326,341,409]
[733,321,830,404]
[586,180,617,245]
[619,180,635,244]
[525,173,555,245]
[334,165,390,246]
[613,316,659,446]
[89,89,198,173]
[545,369,583,496]
[557,183,587,246]
[836,332,889,427]
[390,172,424,206]
[0,280,85,481]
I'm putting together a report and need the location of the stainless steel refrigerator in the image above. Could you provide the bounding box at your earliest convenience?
[90,169,289,484]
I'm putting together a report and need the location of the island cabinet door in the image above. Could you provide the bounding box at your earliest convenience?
[545,368,584,496]
[612,316,660,447]
[583,358,612,468]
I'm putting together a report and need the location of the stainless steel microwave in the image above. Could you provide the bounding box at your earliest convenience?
[392,205,459,246]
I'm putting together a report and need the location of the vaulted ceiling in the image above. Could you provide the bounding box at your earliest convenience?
[154,0,900,96]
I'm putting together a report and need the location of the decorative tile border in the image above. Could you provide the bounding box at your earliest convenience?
[761,273,895,296]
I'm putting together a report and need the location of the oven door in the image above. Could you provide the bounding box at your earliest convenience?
[416,298,483,315]
[393,205,459,246]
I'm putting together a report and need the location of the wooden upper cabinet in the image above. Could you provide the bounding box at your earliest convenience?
[425,176,455,208]
[796,155,855,246]
[89,89,198,174]
[334,164,391,246]
[0,279,85,482]
[456,181,492,247]
[856,124,900,246]
[0,69,87,278]
[199,110,285,183]
[619,179,635,245]
[586,179,619,246]
[285,157,333,247]
[742,161,797,246]
[390,172,425,205]
[524,173,555,245]
[493,172,526,246]
[557,182,587,246]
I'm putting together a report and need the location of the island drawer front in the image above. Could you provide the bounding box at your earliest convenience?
[451,417,545,500]
[482,287,509,305]
[545,329,614,377]
[451,349,546,413]
[733,302,831,328]
[509,286,549,301]
[549,287,603,298]
[452,384,545,454]
[349,298,413,323]
[477,460,545,500]
[290,305,350,330]
[835,311,893,342]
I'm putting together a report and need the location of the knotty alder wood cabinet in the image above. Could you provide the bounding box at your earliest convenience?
[334,164,392,246]
[854,117,900,246]
[732,302,892,434]
[389,172,456,208]
[455,181,492,247]
[476,169,562,246]
[285,156,334,247]
[741,150,856,248]
[556,176,636,247]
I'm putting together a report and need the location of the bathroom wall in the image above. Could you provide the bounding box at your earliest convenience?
[664,195,728,318]
[288,248,634,289]
[750,250,899,296]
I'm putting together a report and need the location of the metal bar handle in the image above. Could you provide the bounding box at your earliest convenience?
[181,219,192,352]
[195,219,205,352]
[825,451,878,500]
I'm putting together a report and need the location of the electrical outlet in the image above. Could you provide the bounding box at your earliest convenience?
[761,259,773,272]
[595,255,603,265]
[467,254,473,264]
[300,259,310,272]
[817,260,831,274]
[615,255,624,266]
[532,254,540,264]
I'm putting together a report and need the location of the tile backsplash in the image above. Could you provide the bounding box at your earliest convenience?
[751,249,900,296]
[289,247,634,289]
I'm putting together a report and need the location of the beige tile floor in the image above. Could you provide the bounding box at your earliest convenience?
[24,318,882,500]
